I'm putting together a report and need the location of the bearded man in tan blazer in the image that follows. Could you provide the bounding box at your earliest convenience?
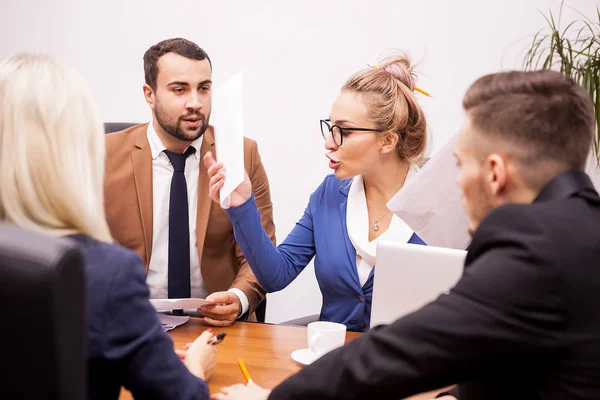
[104,38,275,326]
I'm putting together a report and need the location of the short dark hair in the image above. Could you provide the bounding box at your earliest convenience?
[463,70,595,188]
[143,38,211,90]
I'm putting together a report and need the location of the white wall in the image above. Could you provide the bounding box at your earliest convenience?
[1,0,596,323]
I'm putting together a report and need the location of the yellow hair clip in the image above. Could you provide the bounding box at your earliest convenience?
[366,64,432,97]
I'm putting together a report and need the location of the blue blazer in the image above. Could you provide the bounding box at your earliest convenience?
[68,235,208,400]
[227,174,425,332]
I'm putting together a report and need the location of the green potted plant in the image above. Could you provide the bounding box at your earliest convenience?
[522,2,600,183]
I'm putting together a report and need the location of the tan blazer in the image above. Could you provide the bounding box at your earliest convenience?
[104,123,275,313]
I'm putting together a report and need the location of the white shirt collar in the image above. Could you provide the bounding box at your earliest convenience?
[346,166,419,266]
[146,121,203,160]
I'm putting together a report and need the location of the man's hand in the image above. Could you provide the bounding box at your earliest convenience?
[211,381,271,400]
[199,291,242,326]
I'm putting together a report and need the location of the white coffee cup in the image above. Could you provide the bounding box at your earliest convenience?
[307,321,347,357]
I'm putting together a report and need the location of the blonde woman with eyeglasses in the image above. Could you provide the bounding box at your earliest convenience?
[204,52,428,333]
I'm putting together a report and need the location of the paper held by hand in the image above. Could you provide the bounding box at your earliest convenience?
[387,134,471,250]
[211,71,245,209]
[149,298,210,312]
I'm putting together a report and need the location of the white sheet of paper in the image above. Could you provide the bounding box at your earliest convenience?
[211,71,245,209]
[149,298,210,312]
[157,313,190,332]
[387,135,471,250]
[388,138,600,250]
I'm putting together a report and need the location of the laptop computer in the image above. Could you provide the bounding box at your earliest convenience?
[371,241,467,327]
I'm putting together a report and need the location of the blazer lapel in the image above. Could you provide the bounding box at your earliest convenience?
[339,180,361,287]
[132,128,153,269]
[195,126,215,262]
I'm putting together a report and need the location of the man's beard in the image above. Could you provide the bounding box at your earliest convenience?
[154,102,209,142]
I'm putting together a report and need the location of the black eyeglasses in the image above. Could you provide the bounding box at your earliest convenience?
[320,119,383,146]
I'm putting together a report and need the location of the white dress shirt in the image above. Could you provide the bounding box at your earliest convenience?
[346,168,419,286]
[145,122,249,315]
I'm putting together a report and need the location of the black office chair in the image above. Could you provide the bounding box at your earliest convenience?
[0,224,87,400]
[255,297,267,323]
[104,122,138,134]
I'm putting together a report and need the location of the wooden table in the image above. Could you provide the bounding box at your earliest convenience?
[119,319,448,399]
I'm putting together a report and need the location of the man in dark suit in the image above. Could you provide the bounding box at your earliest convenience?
[213,70,600,400]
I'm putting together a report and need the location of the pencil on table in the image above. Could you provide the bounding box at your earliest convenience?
[237,358,253,383]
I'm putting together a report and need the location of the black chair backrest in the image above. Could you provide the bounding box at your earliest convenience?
[104,122,138,134]
[0,224,87,400]
[255,297,267,323]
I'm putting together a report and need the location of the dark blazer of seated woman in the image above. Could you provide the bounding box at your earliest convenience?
[72,235,210,400]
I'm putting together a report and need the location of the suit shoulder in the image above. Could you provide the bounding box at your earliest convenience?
[105,123,148,153]
[320,174,352,193]
[478,200,579,235]
[242,136,257,149]
[242,137,259,160]
[307,174,351,209]
[241,137,266,178]
[72,236,145,280]
[469,203,549,261]
[474,203,541,236]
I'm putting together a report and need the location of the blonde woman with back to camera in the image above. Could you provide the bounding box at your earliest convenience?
[0,53,217,400]
[204,51,429,337]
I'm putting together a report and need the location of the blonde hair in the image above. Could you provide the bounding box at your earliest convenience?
[342,51,427,164]
[0,53,112,242]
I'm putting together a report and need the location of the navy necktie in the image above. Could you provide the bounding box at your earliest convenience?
[165,147,196,299]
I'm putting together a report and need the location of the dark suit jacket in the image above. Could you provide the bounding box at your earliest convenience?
[268,170,600,400]
[69,235,208,400]
[104,123,275,313]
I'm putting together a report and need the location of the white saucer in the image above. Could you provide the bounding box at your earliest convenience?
[291,348,319,365]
